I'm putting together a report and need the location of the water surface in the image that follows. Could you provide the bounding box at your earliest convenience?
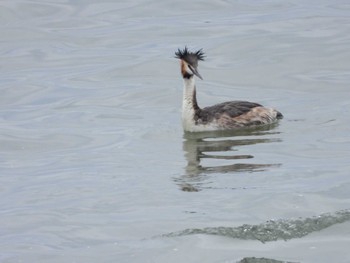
[1,1,350,262]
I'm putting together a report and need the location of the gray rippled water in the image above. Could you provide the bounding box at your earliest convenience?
[163,210,350,243]
[1,0,350,263]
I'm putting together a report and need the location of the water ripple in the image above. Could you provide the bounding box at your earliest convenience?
[162,210,350,243]
[176,125,282,192]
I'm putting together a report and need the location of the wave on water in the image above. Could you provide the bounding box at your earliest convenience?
[237,257,297,263]
[162,209,350,243]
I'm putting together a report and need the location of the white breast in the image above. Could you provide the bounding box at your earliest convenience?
[181,105,219,132]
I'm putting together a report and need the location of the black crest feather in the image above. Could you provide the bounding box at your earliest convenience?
[175,47,205,64]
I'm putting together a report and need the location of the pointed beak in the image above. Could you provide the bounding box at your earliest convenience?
[191,67,203,80]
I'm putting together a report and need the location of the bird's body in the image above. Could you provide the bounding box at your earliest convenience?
[175,47,283,132]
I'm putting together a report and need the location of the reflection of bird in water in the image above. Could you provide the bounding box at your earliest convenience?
[175,126,282,192]
[175,47,283,132]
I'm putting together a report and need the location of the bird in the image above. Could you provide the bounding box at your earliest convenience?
[175,47,283,132]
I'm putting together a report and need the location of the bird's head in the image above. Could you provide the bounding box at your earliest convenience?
[175,47,205,80]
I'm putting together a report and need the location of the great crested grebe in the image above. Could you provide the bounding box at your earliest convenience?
[175,47,283,132]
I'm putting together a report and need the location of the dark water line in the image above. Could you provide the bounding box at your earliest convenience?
[238,257,297,263]
[162,210,350,243]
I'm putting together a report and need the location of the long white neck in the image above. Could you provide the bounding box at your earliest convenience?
[182,77,199,131]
